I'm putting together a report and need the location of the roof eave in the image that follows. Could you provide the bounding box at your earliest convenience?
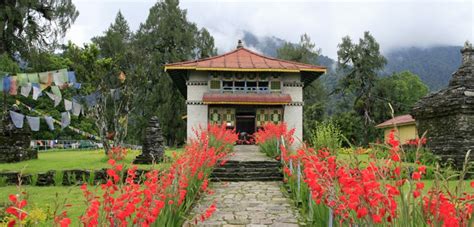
[375,121,416,129]
[165,66,327,73]
[203,101,290,105]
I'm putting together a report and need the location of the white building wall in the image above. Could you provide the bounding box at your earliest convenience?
[282,72,304,146]
[284,105,303,148]
[281,73,300,82]
[186,71,209,140]
[187,71,208,101]
[187,85,208,101]
[282,86,303,102]
[186,105,208,140]
[189,71,208,81]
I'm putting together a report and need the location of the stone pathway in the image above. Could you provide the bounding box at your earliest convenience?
[184,145,301,227]
[227,145,272,162]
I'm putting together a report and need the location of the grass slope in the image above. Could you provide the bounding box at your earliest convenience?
[0,148,183,174]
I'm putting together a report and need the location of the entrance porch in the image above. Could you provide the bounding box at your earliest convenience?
[208,106,283,144]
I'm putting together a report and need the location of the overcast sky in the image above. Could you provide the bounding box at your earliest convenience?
[65,0,473,58]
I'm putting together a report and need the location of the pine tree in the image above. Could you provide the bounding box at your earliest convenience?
[337,31,387,144]
[277,34,327,141]
[0,0,79,59]
[133,0,216,146]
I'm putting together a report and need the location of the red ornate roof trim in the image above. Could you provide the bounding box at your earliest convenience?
[202,93,292,105]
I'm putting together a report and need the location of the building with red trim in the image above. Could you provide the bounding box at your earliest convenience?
[165,40,326,144]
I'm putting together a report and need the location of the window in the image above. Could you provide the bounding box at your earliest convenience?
[247,73,257,81]
[270,81,281,91]
[247,81,257,92]
[210,80,221,89]
[209,72,219,79]
[235,73,245,80]
[258,81,269,92]
[223,81,233,91]
[234,81,245,91]
[224,73,233,80]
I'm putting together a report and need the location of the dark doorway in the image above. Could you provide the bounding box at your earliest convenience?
[236,115,255,134]
[235,108,256,137]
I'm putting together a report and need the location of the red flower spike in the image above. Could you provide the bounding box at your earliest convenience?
[412,172,421,180]
[8,194,17,203]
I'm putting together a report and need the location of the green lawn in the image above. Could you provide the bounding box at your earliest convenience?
[0,148,184,225]
[0,148,183,174]
[0,186,89,225]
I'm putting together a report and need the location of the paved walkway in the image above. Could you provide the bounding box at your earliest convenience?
[227,145,273,162]
[184,145,301,227]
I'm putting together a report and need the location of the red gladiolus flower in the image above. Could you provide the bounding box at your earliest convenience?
[470,181,474,188]
[59,217,71,227]
[372,214,382,223]
[418,166,426,174]
[200,202,217,222]
[413,190,421,198]
[394,166,401,176]
[416,182,425,190]
[412,172,421,180]
[357,207,368,218]
[390,154,400,162]
[8,194,17,203]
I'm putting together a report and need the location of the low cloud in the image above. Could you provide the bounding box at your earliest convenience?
[68,0,473,58]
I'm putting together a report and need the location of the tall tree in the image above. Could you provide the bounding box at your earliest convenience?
[373,71,429,123]
[195,28,217,58]
[0,0,79,58]
[277,34,320,64]
[62,12,145,152]
[133,0,216,146]
[92,11,131,60]
[277,34,327,141]
[337,31,387,144]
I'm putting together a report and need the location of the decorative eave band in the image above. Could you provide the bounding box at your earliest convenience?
[203,101,289,105]
[188,101,304,106]
[283,82,304,87]
[186,81,208,86]
[186,101,205,105]
[285,102,304,106]
[165,66,326,73]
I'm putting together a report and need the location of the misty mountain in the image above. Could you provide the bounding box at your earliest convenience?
[384,46,462,91]
[242,31,286,57]
[242,31,336,68]
[241,31,462,91]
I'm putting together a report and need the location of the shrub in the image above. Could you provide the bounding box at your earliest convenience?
[254,122,295,159]
[54,171,64,186]
[107,146,127,161]
[280,128,473,226]
[311,120,342,152]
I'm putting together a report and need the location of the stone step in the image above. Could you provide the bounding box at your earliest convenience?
[213,167,280,173]
[211,172,283,178]
[210,176,283,182]
[220,161,281,168]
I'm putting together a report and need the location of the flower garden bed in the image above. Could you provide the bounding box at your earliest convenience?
[255,122,474,227]
[1,124,238,226]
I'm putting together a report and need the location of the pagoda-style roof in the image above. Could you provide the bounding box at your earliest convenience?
[376,114,415,129]
[202,92,292,105]
[164,47,326,73]
[165,41,327,96]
